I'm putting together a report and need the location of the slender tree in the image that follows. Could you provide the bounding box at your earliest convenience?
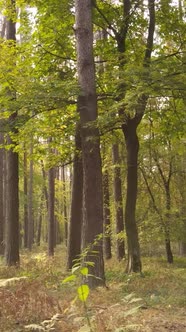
[0,132,4,255]
[112,143,125,260]
[27,143,34,250]
[5,0,20,265]
[67,121,83,269]
[23,150,28,248]
[103,167,112,260]
[48,160,55,256]
[62,166,68,246]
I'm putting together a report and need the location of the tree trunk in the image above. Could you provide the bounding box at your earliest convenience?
[165,236,173,263]
[28,144,34,250]
[179,241,186,256]
[103,169,112,260]
[67,121,83,269]
[5,1,20,266]
[112,143,125,260]
[48,164,55,256]
[122,120,142,273]
[165,186,173,263]
[62,166,68,246]
[36,204,42,246]
[41,160,49,211]
[23,151,28,248]
[75,0,105,287]
[0,132,4,255]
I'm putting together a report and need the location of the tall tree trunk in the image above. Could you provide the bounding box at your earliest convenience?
[122,120,141,272]
[0,132,4,255]
[48,163,55,256]
[27,143,34,250]
[165,185,173,263]
[5,0,20,266]
[153,152,174,263]
[54,166,62,245]
[103,168,112,260]
[0,16,6,256]
[75,0,105,287]
[112,143,125,260]
[67,121,83,269]
[41,160,49,211]
[23,151,28,248]
[62,166,68,246]
[36,203,42,247]
[117,0,155,272]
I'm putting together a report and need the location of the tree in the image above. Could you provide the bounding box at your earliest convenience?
[48,139,55,256]
[75,0,105,287]
[4,0,20,266]
[112,143,125,260]
[103,166,112,260]
[94,0,155,272]
[0,131,4,255]
[23,150,28,248]
[27,142,34,250]
[67,121,83,269]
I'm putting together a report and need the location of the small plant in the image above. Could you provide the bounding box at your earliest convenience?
[62,261,94,332]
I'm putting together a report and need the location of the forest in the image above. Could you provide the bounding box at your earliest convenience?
[0,0,186,331]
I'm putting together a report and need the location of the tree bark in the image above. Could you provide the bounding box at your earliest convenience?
[103,168,112,260]
[122,120,141,272]
[67,121,83,269]
[0,132,4,255]
[62,166,68,246]
[75,0,105,287]
[27,143,34,250]
[164,185,173,263]
[36,203,42,247]
[112,143,125,260]
[48,163,55,256]
[5,0,20,266]
[23,151,28,248]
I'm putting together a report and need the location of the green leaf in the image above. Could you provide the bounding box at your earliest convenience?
[77,284,90,302]
[80,267,89,276]
[62,275,77,283]
[72,265,81,274]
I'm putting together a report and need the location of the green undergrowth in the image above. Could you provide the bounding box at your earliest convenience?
[105,256,186,308]
[0,246,185,331]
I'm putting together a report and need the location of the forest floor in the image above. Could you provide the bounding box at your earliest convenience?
[0,246,186,332]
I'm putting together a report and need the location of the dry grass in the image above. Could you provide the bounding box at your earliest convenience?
[0,247,185,331]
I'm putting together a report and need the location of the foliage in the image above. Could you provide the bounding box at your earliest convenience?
[0,247,186,331]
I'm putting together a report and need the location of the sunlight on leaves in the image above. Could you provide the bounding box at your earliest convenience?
[77,284,90,302]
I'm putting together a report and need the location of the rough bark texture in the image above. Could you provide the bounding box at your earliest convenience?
[122,120,141,272]
[112,143,125,260]
[75,0,105,287]
[67,121,83,269]
[5,1,20,266]
[103,169,112,260]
